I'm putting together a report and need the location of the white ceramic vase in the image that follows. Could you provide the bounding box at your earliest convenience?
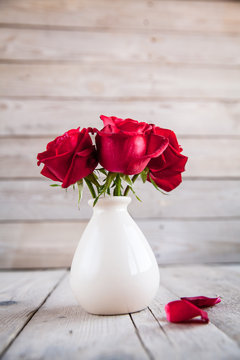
[70,196,159,315]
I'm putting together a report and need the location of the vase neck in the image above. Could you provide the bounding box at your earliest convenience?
[88,196,131,212]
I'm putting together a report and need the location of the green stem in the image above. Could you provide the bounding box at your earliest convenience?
[114,174,122,196]
[84,178,96,198]
[123,174,139,196]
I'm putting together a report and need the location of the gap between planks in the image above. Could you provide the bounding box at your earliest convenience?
[0,23,239,36]
[0,96,239,102]
[0,60,239,70]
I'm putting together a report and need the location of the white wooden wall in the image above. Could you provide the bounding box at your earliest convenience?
[0,0,240,268]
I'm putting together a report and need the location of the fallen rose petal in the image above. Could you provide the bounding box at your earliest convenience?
[165,300,209,323]
[180,296,221,308]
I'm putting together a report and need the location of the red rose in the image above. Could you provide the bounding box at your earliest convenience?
[148,126,188,192]
[96,115,169,175]
[37,128,98,188]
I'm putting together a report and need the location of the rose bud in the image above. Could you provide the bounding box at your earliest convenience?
[148,126,188,192]
[37,128,98,188]
[96,115,169,175]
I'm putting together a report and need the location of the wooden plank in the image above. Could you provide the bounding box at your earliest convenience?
[131,284,240,360]
[1,220,239,269]
[0,0,240,33]
[2,275,149,360]
[140,220,240,265]
[0,179,239,221]
[1,99,240,137]
[133,179,240,219]
[0,270,66,357]
[1,137,239,179]
[0,222,85,268]
[1,28,240,66]
[161,265,240,346]
[182,138,240,177]
[0,64,240,99]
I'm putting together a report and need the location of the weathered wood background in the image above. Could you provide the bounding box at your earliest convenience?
[0,0,240,268]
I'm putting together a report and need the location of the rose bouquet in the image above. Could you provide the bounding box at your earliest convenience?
[37,115,188,205]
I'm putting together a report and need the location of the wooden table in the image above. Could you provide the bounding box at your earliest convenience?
[1,265,240,360]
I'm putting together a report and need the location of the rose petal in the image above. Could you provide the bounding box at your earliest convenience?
[181,296,221,308]
[165,300,209,323]
[41,165,60,182]
[151,125,181,151]
[100,115,152,134]
[149,144,188,173]
[62,146,98,188]
[96,132,148,174]
[38,151,73,182]
[149,172,183,192]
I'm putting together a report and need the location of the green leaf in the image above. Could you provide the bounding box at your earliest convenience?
[93,195,100,207]
[129,185,142,202]
[93,172,117,206]
[84,178,96,198]
[123,173,140,196]
[140,168,148,183]
[132,173,140,183]
[104,172,117,191]
[98,168,107,176]
[121,174,132,186]
[77,179,84,207]
[86,173,100,189]
[50,184,61,187]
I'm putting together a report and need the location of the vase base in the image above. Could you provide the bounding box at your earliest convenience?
[85,306,147,316]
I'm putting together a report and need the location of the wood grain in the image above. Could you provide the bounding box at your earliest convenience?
[0,179,239,221]
[0,220,239,269]
[1,28,240,66]
[0,270,66,357]
[162,265,240,346]
[1,99,240,137]
[0,0,239,33]
[1,64,240,99]
[2,275,149,360]
[1,137,239,178]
